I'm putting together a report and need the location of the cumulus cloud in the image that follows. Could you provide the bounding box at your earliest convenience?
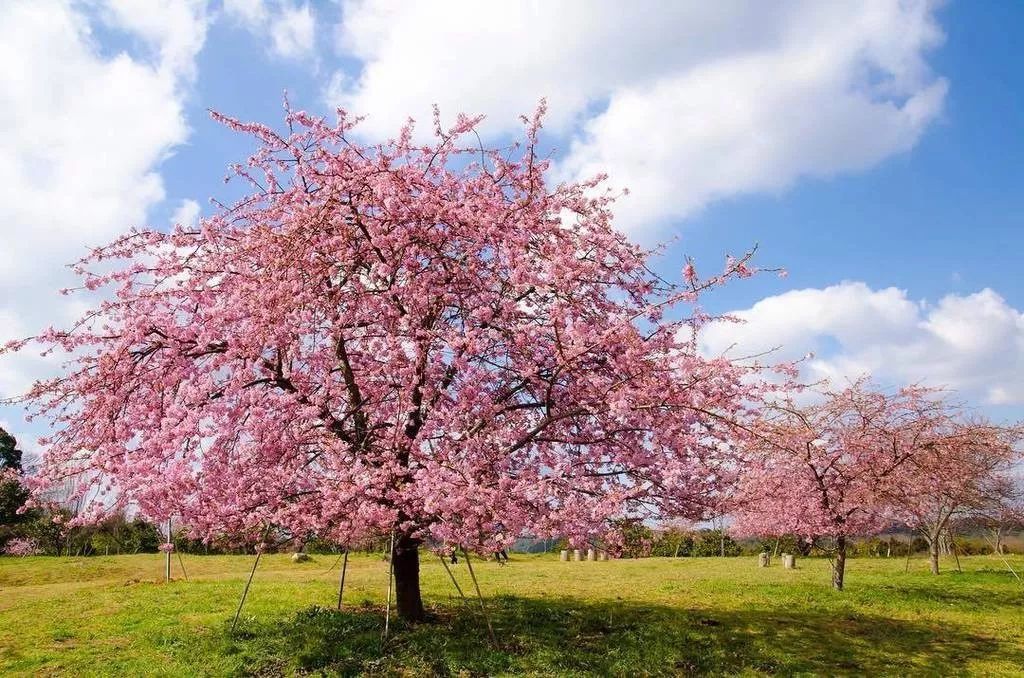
[223,0,268,28]
[99,0,210,81]
[0,1,205,401]
[327,0,947,236]
[271,3,315,59]
[699,282,1024,405]
[224,0,316,60]
[170,199,201,229]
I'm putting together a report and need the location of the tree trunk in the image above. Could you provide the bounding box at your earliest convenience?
[831,536,847,591]
[929,539,940,575]
[392,535,426,622]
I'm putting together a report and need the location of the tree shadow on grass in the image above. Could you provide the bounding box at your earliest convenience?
[871,578,1024,611]
[223,596,1023,676]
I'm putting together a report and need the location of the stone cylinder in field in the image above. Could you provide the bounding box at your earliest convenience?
[758,552,770,567]
[559,549,568,562]
[783,554,796,569]
[572,549,582,562]
[586,548,596,561]
[597,551,608,561]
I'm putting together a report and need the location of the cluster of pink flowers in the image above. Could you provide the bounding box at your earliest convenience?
[2,538,40,557]
[157,542,175,553]
[728,379,1022,585]
[3,101,784,566]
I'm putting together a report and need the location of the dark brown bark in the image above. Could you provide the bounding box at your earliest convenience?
[831,535,847,591]
[393,535,426,622]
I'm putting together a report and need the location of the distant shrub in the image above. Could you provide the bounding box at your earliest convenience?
[2,537,40,556]
[691,529,741,557]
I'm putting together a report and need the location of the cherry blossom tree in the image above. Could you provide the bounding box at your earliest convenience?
[730,381,953,590]
[966,473,1024,555]
[886,419,1022,574]
[3,103,770,621]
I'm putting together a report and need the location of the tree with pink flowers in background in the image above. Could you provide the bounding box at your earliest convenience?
[730,381,959,590]
[2,102,775,621]
[885,417,1022,575]
[966,472,1024,557]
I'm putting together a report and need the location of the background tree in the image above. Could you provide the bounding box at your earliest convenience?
[965,473,1024,555]
[0,426,38,550]
[887,420,1022,574]
[731,381,952,590]
[691,529,741,557]
[4,104,771,620]
[0,426,21,471]
[651,518,695,557]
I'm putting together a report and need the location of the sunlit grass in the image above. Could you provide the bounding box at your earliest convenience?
[2,552,1022,675]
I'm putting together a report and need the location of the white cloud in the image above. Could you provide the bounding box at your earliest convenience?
[700,282,1024,405]
[271,3,315,59]
[328,0,946,236]
[171,199,201,229]
[99,0,210,81]
[223,0,268,28]
[0,1,205,402]
[225,0,315,60]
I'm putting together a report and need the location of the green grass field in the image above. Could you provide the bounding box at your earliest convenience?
[1,552,1022,676]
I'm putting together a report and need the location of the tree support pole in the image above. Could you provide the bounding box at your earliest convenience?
[176,549,189,583]
[382,532,396,643]
[232,525,270,634]
[462,548,497,645]
[982,533,1022,583]
[439,552,468,603]
[168,520,189,582]
[336,549,349,610]
[165,518,172,583]
[232,549,263,634]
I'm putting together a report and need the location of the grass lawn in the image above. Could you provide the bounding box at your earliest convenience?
[1,551,1022,676]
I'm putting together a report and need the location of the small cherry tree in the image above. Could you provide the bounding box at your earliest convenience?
[886,419,1022,574]
[4,103,770,620]
[966,473,1024,555]
[731,381,951,590]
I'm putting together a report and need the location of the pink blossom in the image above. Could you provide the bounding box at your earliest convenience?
[3,538,40,557]
[4,102,782,619]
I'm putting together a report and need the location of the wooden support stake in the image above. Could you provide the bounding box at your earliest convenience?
[439,553,468,603]
[336,550,349,610]
[165,518,172,583]
[231,524,270,634]
[981,533,1022,583]
[232,551,262,633]
[462,548,497,646]
[382,532,396,643]
[176,549,189,582]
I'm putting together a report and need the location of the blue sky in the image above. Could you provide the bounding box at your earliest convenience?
[1,0,1023,450]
